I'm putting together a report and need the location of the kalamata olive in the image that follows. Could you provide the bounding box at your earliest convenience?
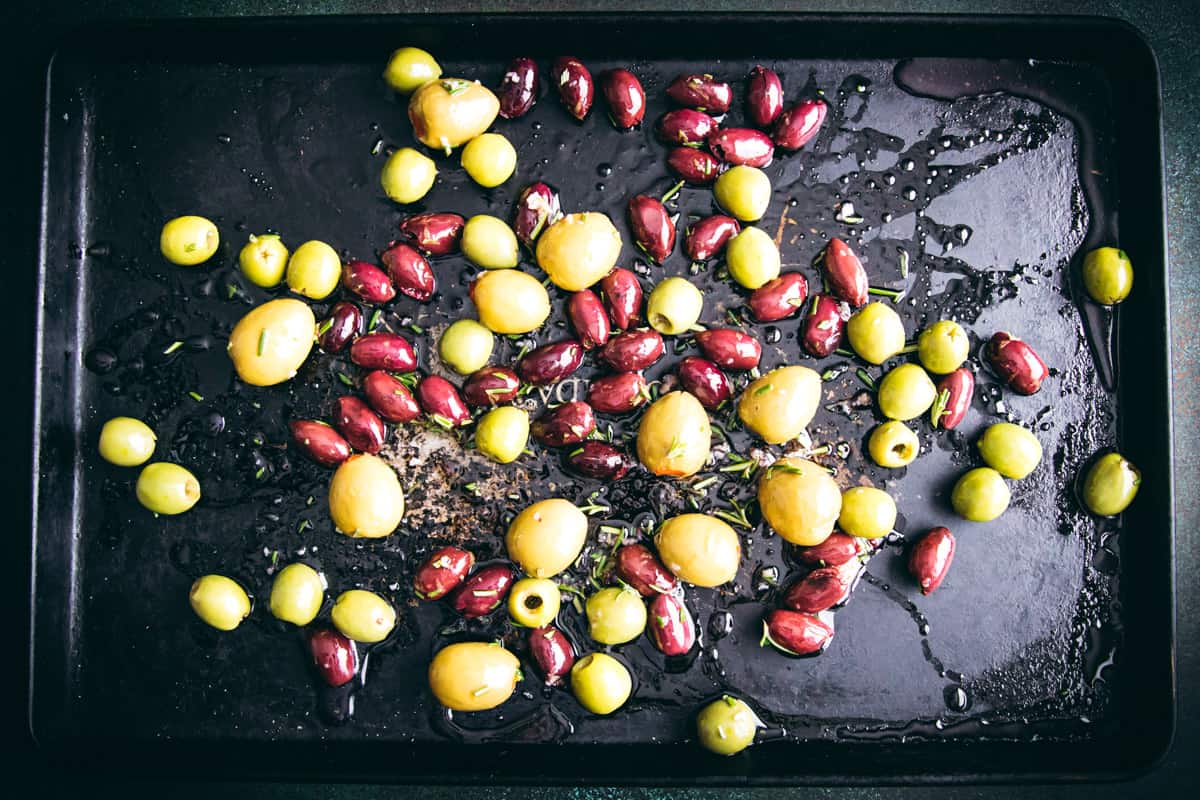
[627,195,676,264]
[801,293,847,357]
[341,260,396,304]
[773,98,827,150]
[362,370,422,423]
[656,109,718,146]
[600,68,646,129]
[761,609,834,657]
[794,531,860,567]
[462,366,521,407]
[986,332,1048,395]
[823,238,869,307]
[518,340,584,385]
[587,372,650,414]
[666,73,733,114]
[552,56,594,120]
[749,272,809,322]
[599,268,643,330]
[746,65,784,127]
[694,328,761,370]
[398,212,465,256]
[567,441,632,481]
[334,396,386,454]
[666,147,722,185]
[413,545,475,600]
[600,329,665,372]
[449,563,514,618]
[289,419,352,467]
[568,290,611,350]
[531,401,596,447]
[647,592,696,656]
[497,56,539,120]
[307,627,358,687]
[529,626,575,686]
[416,375,471,427]
[707,127,774,168]
[350,332,417,372]
[614,543,678,596]
[677,356,732,409]
[318,301,363,354]
[908,527,955,595]
[782,567,848,613]
[684,215,740,262]
[512,182,563,251]
[228,298,316,386]
[380,242,435,301]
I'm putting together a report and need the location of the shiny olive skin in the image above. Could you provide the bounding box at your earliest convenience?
[462,214,519,270]
[529,626,575,686]
[628,195,676,263]
[428,641,521,711]
[746,65,784,127]
[308,628,358,687]
[987,332,1049,395]
[567,442,632,481]
[398,212,464,256]
[951,467,1010,522]
[462,366,521,407]
[761,609,834,657]
[342,260,396,304]
[416,375,471,427]
[450,564,514,618]
[531,401,596,447]
[677,357,732,410]
[868,420,920,468]
[160,215,219,266]
[350,332,417,372]
[408,78,499,152]
[795,531,861,567]
[782,567,848,613]
[918,320,970,374]
[362,370,421,423]
[708,128,774,168]
[331,589,396,643]
[439,319,494,375]
[600,68,647,129]
[461,133,517,188]
[519,340,584,385]
[655,513,741,587]
[413,546,475,600]
[586,586,648,645]
[318,301,363,353]
[667,73,733,114]
[977,422,1043,479]
[847,301,906,365]
[695,329,761,372]
[290,420,352,467]
[497,57,539,119]
[738,366,821,445]
[757,457,841,545]
[238,233,289,288]
[286,240,341,299]
[877,363,938,421]
[656,108,718,146]
[714,166,771,222]
[646,592,695,656]
[380,147,437,204]
[637,391,711,477]
[909,527,956,595]
[383,46,441,93]
[1082,246,1133,305]
[536,212,623,291]
[568,290,611,350]
[227,298,316,386]
[932,368,975,430]
[773,98,827,150]
[380,242,435,301]
[506,498,588,578]
[726,226,781,289]
[552,56,594,120]
[801,293,848,357]
[614,543,678,596]
[823,238,868,307]
[571,652,632,715]
[1081,452,1141,516]
[99,416,156,466]
[600,330,665,372]
[269,562,324,626]
[750,272,808,322]
[587,372,650,414]
[470,269,551,334]
[189,575,250,631]
[475,406,529,464]
[508,578,561,628]
[599,268,643,330]
[697,696,761,756]
[667,147,722,185]
[647,277,703,335]
[838,486,897,539]
[512,182,563,251]
[328,453,405,538]
[136,462,201,515]
[685,215,740,261]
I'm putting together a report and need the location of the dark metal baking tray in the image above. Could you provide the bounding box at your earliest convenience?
[29,13,1173,785]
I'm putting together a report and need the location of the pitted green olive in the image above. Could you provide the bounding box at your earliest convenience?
[951,467,1010,522]
[268,563,324,626]
[286,240,341,300]
[506,498,588,578]
[160,215,219,266]
[99,416,156,466]
[758,457,842,546]
[428,641,520,711]
[697,695,762,756]
[461,133,517,188]
[636,391,711,477]
[737,366,821,445]
[917,320,970,374]
[471,269,550,334]
[381,147,437,204]
[868,421,919,468]
[508,578,561,628]
[977,422,1042,479]
[838,486,897,538]
[847,301,906,365]
[384,46,442,94]
[238,234,289,288]
[331,589,395,643]
[328,454,405,538]
[1081,247,1133,306]
[409,78,500,152]
[227,298,316,387]
[1081,452,1140,516]
[535,212,623,291]
[586,586,648,645]
[877,363,937,421]
[136,462,201,515]
[475,406,529,464]
[725,226,781,290]
[646,277,704,335]
[439,319,494,374]
[189,574,250,631]
[714,165,771,222]
[655,513,741,587]
[570,652,632,715]
[462,215,519,270]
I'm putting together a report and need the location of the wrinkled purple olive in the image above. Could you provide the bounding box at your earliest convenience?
[628,195,676,264]
[552,56,594,121]
[518,340,584,386]
[761,609,834,657]
[587,372,650,414]
[601,68,646,130]
[824,238,868,308]
[380,242,435,302]
[513,182,562,252]
[414,546,475,600]
[449,563,514,618]
[908,527,956,595]
[666,147,722,185]
[350,332,417,372]
[317,301,363,354]
[782,567,848,613]
[568,290,611,350]
[794,531,860,567]
[567,441,632,481]
[416,375,471,427]
[614,543,678,596]
[599,268,643,330]
[707,127,774,168]
[497,57,539,120]
[529,626,575,686]
[677,356,733,410]
[462,366,521,408]
[341,260,396,304]
[362,370,421,423]
[684,215,740,261]
[750,272,809,322]
[647,592,696,656]
[666,73,733,114]
[289,420,352,467]
[531,401,596,447]
[746,65,784,128]
[987,332,1048,395]
[694,328,761,370]
[773,98,827,151]
[334,396,386,454]
[801,294,847,358]
[308,627,358,687]
[600,329,665,372]
[656,109,718,147]
[398,212,465,256]
[932,368,974,430]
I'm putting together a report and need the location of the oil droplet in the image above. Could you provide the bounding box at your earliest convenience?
[902,187,918,201]
[707,611,733,640]
[882,212,894,223]
[900,158,916,171]
[764,326,782,344]
[597,163,612,177]
[85,347,118,374]
[882,173,896,186]
[953,225,973,244]
[596,182,606,191]
[944,685,970,713]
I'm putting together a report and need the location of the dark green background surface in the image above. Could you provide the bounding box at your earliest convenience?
[7,0,1196,796]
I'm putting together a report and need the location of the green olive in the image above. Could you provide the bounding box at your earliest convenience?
[636,391,711,477]
[329,454,405,538]
[757,457,842,545]
[877,363,937,421]
[507,578,561,628]
[98,416,156,466]
[646,277,704,335]
[696,695,762,756]
[331,589,396,643]
[655,513,741,587]
[189,575,251,631]
[136,462,201,515]
[917,320,970,374]
[868,421,919,468]
[475,406,529,464]
[1081,452,1141,516]
[286,240,341,300]
[238,234,289,288]
[461,133,517,188]
[384,46,442,94]
[714,165,771,222]
[977,422,1043,479]
[227,298,317,387]
[506,498,588,578]
[838,486,897,538]
[1081,247,1133,305]
[409,78,500,152]
[737,366,821,445]
[951,467,1010,522]
[570,652,632,715]
[846,301,906,365]
[462,215,520,270]
[160,215,219,266]
[471,269,550,334]
[428,641,520,711]
[381,147,437,204]
[268,563,324,626]
[725,226,781,290]
[586,586,648,645]
[439,319,494,374]
[535,212,623,291]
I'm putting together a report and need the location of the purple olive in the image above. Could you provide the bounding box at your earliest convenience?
[599,268,643,331]
[773,98,827,151]
[684,215,740,261]
[552,56,593,121]
[601,68,646,130]
[349,332,417,372]
[334,396,386,454]
[289,420,352,467]
[628,195,676,264]
[656,109,718,147]
[746,65,784,128]
[761,609,834,657]
[677,356,733,409]
[568,290,611,350]
[908,527,956,595]
[707,127,774,168]
[497,57,539,120]
[416,375,471,427]
[932,368,974,430]
[749,272,809,322]
[398,212,465,256]
[647,592,696,656]
[317,301,363,354]
[567,441,631,481]
[666,73,732,114]
[362,370,421,423]
[782,567,849,613]
[794,531,861,567]
[801,294,847,358]
[614,544,677,596]
[341,260,396,304]
[600,329,665,372]
[512,182,562,251]
[694,328,762,370]
[987,332,1049,395]
[461,366,521,408]
[449,563,514,618]
[587,372,650,414]
[824,238,868,308]
[414,546,475,601]
[529,626,575,686]
[666,147,722,185]
[380,242,435,301]
[531,401,596,448]
[308,628,358,688]
[518,340,584,386]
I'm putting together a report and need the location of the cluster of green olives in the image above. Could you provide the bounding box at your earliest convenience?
[98,415,202,516]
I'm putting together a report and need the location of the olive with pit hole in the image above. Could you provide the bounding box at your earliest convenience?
[667,147,722,185]
[918,320,970,374]
[750,272,808,322]
[738,366,821,445]
[847,301,906,365]
[269,562,324,626]
[416,375,471,428]
[137,462,201,515]
[569,290,611,350]
[1081,452,1141,516]
[677,356,732,410]
[567,441,632,481]
[628,195,676,264]
[552,56,594,120]
[383,46,441,93]
[588,372,650,414]
[497,57,539,120]
[399,212,465,256]
[362,370,421,423]
[725,226,781,289]
[160,215,219,266]
[428,641,521,711]
[532,401,596,447]
[877,363,937,421]
[601,329,665,372]
[308,627,358,687]
[599,268,643,330]
[227,298,316,386]
[439,319,494,375]
[667,73,733,114]
[350,332,417,372]
[462,214,519,270]
[331,589,395,643]
[341,260,396,304]
[450,563,514,618]
[571,652,632,715]
[708,127,774,168]
[695,328,762,370]
[931,367,974,430]
[470,269,551,334]
[239,233,288,287]
[655,513,741,587]
[838,486,896,539]
[986,332,1048,395]
[586,585,648,645]
[475,406,529,464]
[506,498,588,579]
[601,68,646,129]
[99,416,156,466]
[909,527,955,595]
[529,626,575,686]
[801,293,847,357]
[823,238,868,307]
[773,98,826,150]
[782,566,848,613]
[328,453,405,538]
[647,592,695,656]
[335,395,386,459]
[380,147,437,204]
[461,133,517,188]
[656,108,718,146]
[189,575,250,631]
[868,420,920,468]
[714,165,771,222]
[685,215,740,261]
[761,609,833,657]
[286,240,341,300]
[413,546,475,600]
[1082,246,1133,305]
[462,366,521,407]
[536,212,623,291]
[289,419,352,467]
[697,696,762,756]
[746,65,783,127]
[519,340,584,385]
[317,301,363,353]
[615,543,678,596]
[978,422,1043,479]
[795,531,860,567]
[408,78,499,152]
[647,277,703,335]
[757,457,841,545]
[637,391,711,477]
[513,182,563,251]
[951,467,1010,522]
[508,578,561,628]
